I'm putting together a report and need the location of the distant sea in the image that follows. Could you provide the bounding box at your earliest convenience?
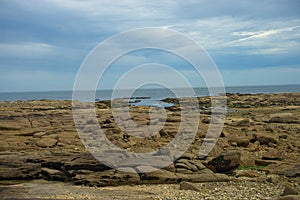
[1,84,300,106]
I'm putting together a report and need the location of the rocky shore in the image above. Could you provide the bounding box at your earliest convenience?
[0,93,299,199]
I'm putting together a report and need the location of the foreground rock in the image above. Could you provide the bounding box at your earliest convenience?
[205,150,241,173]
[1,179,295,200]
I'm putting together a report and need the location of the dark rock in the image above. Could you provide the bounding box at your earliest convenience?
[281,184,299,196]
[0,153,41,180]
[63,158,111,172]
[41,168,66,181]
[205,150,241,173]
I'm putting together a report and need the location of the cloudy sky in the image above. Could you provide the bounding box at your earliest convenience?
[0,0,300,92]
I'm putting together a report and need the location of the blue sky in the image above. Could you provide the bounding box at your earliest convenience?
[0,0,300,92]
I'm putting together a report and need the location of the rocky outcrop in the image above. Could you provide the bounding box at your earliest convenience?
[0,93,299,188]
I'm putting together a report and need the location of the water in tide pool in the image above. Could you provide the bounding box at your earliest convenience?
[0,84,299,106]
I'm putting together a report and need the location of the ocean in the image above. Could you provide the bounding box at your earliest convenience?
[0,84,299,106]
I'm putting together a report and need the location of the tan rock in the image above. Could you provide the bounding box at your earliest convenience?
[269,113,298,123]
[229,136,250,147]
[36,138,57,148]
[180,181,201,192]
[254,133,278,145]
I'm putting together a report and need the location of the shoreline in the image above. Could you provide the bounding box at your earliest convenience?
[0,84,299,102]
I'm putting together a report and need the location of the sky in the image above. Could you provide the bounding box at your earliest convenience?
[0,0,300,92]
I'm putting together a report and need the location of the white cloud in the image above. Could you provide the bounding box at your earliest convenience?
[0,42,58,58]
[174,17,300,55]
[229,25,300,42]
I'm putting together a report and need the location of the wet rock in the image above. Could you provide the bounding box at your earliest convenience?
[205,150,241,173]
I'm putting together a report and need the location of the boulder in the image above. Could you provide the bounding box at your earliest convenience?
[229,136,250,147]
[205,150,241,173]
[36,138,57,148]
[280,184,299,196]
[269,113,298,123]
[254,133,278,145]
